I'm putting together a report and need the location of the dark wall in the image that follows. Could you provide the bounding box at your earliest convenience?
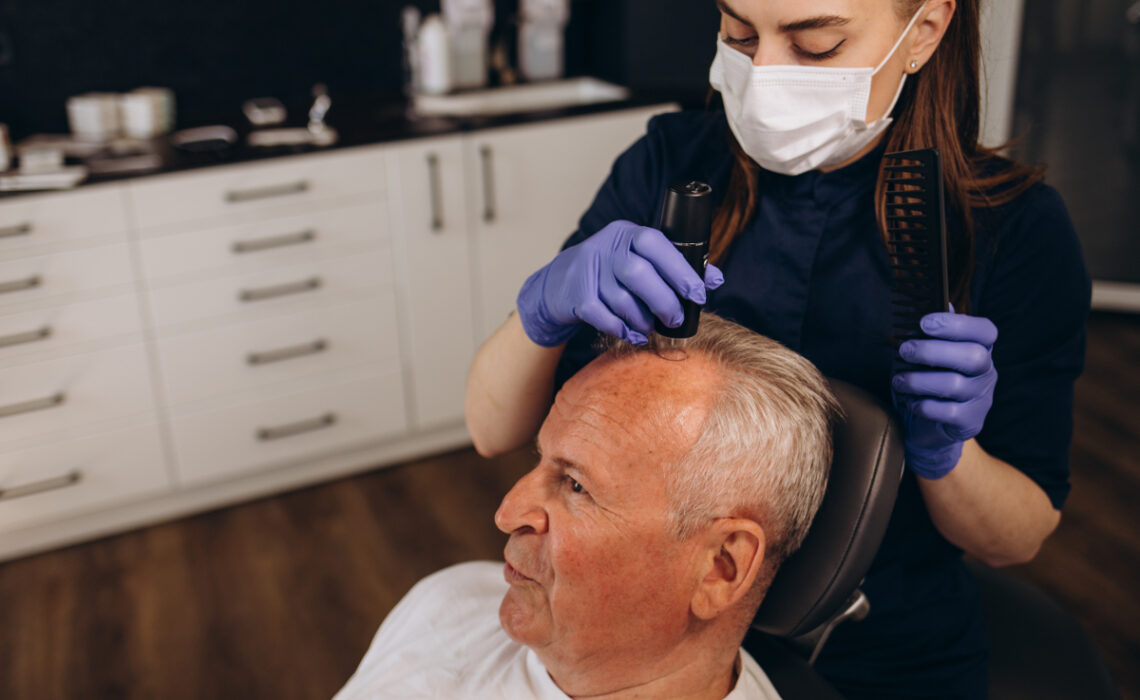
[0,0,719,140]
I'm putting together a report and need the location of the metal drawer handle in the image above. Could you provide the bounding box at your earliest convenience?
[0,275,41,296]
[225,180,311,204]
[427,153,444,232]
[0,326,51,349]
[239,276,322,303]
[480,145,497,224]
[257,412,337,442]
[0,470,82,503]
[0,222,33,239]
[0,392,65,420]
[232,229,317,254]
[247,338,329,366]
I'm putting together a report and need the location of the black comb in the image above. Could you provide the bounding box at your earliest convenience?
[884,148,950,346]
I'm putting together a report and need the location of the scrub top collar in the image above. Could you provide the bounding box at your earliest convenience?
[756,138,888,206]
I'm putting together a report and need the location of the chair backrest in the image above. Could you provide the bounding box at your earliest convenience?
[751,378,905,638]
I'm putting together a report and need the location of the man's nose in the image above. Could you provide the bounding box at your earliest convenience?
[494,469,549,535]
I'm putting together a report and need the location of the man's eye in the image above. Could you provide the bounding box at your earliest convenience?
[567,477,587,494]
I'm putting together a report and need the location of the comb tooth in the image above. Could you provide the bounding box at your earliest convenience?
[886,237,933,245]
[885,198,929,207]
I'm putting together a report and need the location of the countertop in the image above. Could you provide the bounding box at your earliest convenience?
[0,92,683,198]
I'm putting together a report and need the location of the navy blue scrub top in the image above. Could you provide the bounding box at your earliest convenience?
[554,111,1091,698]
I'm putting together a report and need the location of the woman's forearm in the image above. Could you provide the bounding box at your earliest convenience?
[917,439,1061,567]
[465,312,565,457]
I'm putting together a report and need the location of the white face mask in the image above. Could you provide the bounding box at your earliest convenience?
[709,6,925,176]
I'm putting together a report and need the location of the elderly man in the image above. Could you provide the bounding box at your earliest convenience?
[336,314,839,699]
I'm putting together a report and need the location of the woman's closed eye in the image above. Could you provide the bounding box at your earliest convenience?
[794,39,846,61]
[724,34,758,47]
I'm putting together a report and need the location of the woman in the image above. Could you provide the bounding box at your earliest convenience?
[466,1,1090,697]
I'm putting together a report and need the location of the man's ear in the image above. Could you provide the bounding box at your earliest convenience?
[690,519,766,621]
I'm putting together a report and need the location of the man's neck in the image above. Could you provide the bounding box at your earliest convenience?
[539,630,743,700]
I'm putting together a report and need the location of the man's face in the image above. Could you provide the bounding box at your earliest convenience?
[494,352,720,669]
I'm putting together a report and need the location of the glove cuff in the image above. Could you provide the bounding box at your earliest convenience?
[516,268,578,348]
[905,442,964,481]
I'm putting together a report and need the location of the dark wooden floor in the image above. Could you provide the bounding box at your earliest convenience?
[1,313,1137,700]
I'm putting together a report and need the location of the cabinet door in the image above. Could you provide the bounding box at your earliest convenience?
[387,136,476,431]
[466,106,675,340]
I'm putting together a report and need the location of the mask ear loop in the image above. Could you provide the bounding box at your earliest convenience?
[872,2,929,76]
[866,3,928,123]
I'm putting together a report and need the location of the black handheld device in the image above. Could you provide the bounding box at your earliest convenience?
[654,180,714,339]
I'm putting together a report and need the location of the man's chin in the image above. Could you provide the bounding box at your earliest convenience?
[498,587,550,647]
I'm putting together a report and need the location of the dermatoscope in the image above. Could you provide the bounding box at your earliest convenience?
[654,180,714,345]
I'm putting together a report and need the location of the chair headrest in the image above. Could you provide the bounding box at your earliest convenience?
[751,378,905,638]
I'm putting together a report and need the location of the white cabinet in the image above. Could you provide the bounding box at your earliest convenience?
[465,108,666,340]
[387,136,478,431]
[0,184,170,543]
[128,147,388,232]
[169,372,407,486]
[0,185,128,259]
[0,103,675,561]
[0,424,169,534]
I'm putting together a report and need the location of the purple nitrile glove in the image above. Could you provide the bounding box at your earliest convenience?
[516,220,725,347]
[891,310,999,480]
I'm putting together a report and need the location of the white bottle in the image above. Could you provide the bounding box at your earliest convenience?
[443,0,493,90]
[417,14,453,95]
[519,0,569,82]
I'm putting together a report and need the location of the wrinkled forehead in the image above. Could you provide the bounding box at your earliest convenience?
[546,353,720,471]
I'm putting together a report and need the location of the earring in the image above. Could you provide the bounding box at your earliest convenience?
[910,60,920,71]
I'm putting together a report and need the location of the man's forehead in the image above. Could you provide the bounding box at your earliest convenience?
[543,353,719,468]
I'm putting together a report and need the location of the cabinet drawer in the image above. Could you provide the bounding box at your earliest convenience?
[171,371,407,485]
[128,147,387,231]
[0,344,155,448]
[0,294,143,361]
[147,248,393,331]
[138,200,390,282]
[0,423,169,533]
[158,296,401,406]
[0,186,128,260]
[0,244,134,310]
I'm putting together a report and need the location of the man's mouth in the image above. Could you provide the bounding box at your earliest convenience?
[504,560,534,584]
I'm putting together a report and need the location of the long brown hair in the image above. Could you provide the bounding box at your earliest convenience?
[709,0,1043,309]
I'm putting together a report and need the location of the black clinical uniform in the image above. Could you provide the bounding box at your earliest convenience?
[553,110,1091,699]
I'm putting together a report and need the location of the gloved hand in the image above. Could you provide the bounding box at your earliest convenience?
[891,310,999,480]
[517,220,724,347]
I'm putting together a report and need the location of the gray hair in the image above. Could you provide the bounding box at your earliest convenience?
[604,314,840,570]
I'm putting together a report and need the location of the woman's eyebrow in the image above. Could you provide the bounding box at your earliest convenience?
[715,2,851,33]
[778,15,851,33]
[715,0,749,25]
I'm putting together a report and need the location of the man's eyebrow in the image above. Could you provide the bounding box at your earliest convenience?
[534,442,591,478]
[778,15,851,33]
[553,456,588,477]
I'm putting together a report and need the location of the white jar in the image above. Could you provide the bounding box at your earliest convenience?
[131,87,176,133]
[66,93,122,142]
